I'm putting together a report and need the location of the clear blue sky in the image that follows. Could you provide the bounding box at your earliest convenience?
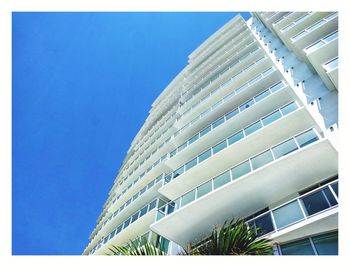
[12,12,251,255]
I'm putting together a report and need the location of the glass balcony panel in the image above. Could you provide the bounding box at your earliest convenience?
[254,89,270,102]
[132,194,138,201]
[198,149,212,163]
[307,19,326,32]
[249,75,261,85]
[331,183,338,196]
[323,187,338,206]
[185,158,198,171]
[251,150,274,170]
[295,129,319,148]
[270,82,284,93]
[173,166,185,179]
[239,99,255,112]
[189,133,200,145]
[292,30,308,42]
[253,213,275,236]
[312,232,338,255]
[167,203,176,215]
[280,102,298,115]
[131,212,139,223]
[212,140,227,154]
[244,120,262,136]
[231,160,251,180]
[140,186,147,195]
[149,199,157,211]
[272,138,298,159]
[280,238,315,255]
[197,180,212,198]
[116,225,123,234]
[123,217,131,228]
[305,40,325,53]
[164,175,172,183]
[324,57,338,72]
[262,67,274,76]
[325,12,338,21]
[225,108,239,120]
[213,170,231,190]
[261,110,282,126]
[148,180,155,188]
[200,125,211,137]
[170,149,177,158]
[212,117,225,129]
[181,189,196,207]
[324,31,338,42]
[228,130,244,146]
[178,142,187,152]
[273,200,304,229]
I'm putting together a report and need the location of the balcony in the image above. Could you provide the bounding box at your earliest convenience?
[151,134,338,247]
[159,105,317,200]
[247,180,338,243]
[323,57,338,89]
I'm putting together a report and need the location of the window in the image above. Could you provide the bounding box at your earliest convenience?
[213,171,231,189]
[273,200,304,229]
[197,180,212,198]
[301,188,337,216]
[331,183,338,196]
[252,213,274,236]
[251,150,274,170]
[149,199,157,211]
[280,238,315,255]
[312,232,338,255]
[173,166,184,179]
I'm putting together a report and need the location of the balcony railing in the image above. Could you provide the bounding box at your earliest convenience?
[156,128,321,221]
[291,12,338,42]
[323,57,338,72]
[169,81,286,158]
[304,30,338,54]
[247,179,338,237]
[174,66,276,138]
[281,12,313,33]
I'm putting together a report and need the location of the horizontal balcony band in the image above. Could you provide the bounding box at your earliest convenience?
[150,138,338,247]
[160,107,317,200]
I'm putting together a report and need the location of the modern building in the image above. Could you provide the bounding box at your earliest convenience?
[83,12,338,256]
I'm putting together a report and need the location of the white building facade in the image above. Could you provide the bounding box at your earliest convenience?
[83,12,338,256]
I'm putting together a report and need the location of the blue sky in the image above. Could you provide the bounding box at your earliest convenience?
[12,12,251,255]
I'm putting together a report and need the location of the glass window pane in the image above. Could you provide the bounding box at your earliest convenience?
[212,140,227,154]
[252,213,275,236]
[302,191,328,217]
[280,238,315,255]
[212,117,225,129]
[261,110,282,126]
[307,19,326,32]
[173,166,184,179]
[295,129,319,148]
[123,218,131,228]
[272,138,298,159]
[254,89,270,102]
[116,225,123,234]
[200,125,211,137]
[178,142,187,152]
[189,134,199,145]
[239,99,255,112]
[228,130,244,146]
[312,232,338,255]
[185,158,197,171]
[270,81,284,93]
[273,200,304,229]
[231,160,251,180]
[305,40,324,53]
[323,187,338,206]
[280,102,298,115]
[213,170,231,189]
[331,183,338,196]
[131,212,139,223]
[244,120,262,136]
[181,190,196,207]
[225,108,239,120]
[198,149,211,163]
[292,30,308,41]
[140,187,147,195]
[251,150,274,170]
[325,12,338,21]
[148,180,155,188]
[197,180,212,198]
[170,149,177,157]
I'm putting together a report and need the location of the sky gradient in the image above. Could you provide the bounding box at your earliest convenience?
[12,12,251,255]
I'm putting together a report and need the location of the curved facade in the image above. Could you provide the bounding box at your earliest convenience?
[83,12,338,255]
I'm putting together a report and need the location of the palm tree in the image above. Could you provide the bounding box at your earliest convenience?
[181,219,273,255]
[107,236,166,256]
